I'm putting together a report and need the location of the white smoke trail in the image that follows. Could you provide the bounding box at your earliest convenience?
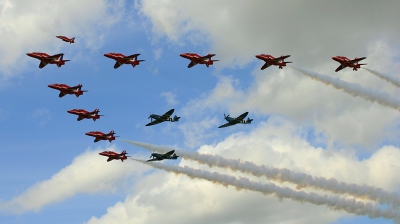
[363,68,400,88]
[123,140,400,207]
[132,159,400,219]
[290,66,400,111]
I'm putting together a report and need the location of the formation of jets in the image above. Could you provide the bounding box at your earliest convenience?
[29,35,368,162]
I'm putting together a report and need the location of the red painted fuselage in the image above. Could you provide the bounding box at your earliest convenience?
[67,108,102,121]
[104,53,144,69]
[99,150,129,162]
[56,36,75,44]
[179,52,219,68]
[48,83,87,98]
[332,56,367,72]
[255,54,291,70]
[27,52,70,69]
[85,130,117,143]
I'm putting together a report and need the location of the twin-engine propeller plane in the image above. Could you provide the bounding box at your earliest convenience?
[48,83,87,98]
[56,36,75,44]
[67,108,103,121]
[180,52,219,68]
[332,56,367,72]
[146,109,180,126]
[218,112,253,128]
[26,52,70,69]
[147,150,179,162]
[99,150,130,162]
[103,52,145,69]
[85,130,118,143]
[255,54,292,70]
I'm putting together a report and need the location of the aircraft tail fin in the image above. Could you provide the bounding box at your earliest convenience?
[246,117,253,124]
[173,115,181,122]
[70,37,75,43]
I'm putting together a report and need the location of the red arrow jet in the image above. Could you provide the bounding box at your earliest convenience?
[255,54,292,70]
[56,36,75,44]
[48,83,87,98]
[332,56,367,72]
[67,108,103,121]
[180,52,219,68]
[85,130,118,143]
[99,150,130,162]
[103,53,144,69]
[26,52,70,69]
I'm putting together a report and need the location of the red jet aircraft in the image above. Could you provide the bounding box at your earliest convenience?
[99,150,130,162]
[67,108,103,121]
[255,54,292,70]
[85,130,118,143]
[26,52,70,69]
[103,53,144,69]
[332,56,367,72]
[180,52,219,68]
[56,36,75,44]
[48,83,87,98]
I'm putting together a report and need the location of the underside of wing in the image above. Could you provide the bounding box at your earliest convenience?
[145,119,164,126]
[164,150,175,156]
[335,64,345,72]
[146,158,162,162]
[161,109,174,119]
[350,57,366,63]
[114,61,122,69]
[59,92,67,98]
[39,61,48,69]
[261,62,271,70]
[188,61,196,68]
[218,122,235,128]
[235,112,249,121]
[107,157,114,162]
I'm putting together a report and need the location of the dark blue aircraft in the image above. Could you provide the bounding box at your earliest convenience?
[218,112,253,128]
[147,150,179,162]
[146,109,180,126]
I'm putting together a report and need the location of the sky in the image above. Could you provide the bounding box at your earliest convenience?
[1,0,400,223]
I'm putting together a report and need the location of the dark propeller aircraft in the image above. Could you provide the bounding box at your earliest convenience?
[147,150,179,162]
[146,109,180,126]
[218,112,253,128]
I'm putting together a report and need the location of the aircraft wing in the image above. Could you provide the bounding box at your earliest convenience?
[161,109,174,119]
[146,158,162,162]
[268,55,290,62]
[107,157,114,162]
[145,119,164,126]
[218,122,235,128]
[200,54,215,59]
[39,61,48,69]
[114,61,122,69]
[350,57,366,63]
[48,53,64,60]
[58,92,67,98]
[188,61,196,68]
[335,64,345,72]
[124,54,140,59]
[234,112,249,122]
[261,62,271,70]
[164,150,175,156]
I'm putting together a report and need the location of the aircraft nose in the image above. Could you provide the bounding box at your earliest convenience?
[179,53,186,58]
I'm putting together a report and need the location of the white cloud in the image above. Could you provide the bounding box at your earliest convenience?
[0,0,125,78]
[33,108,52,126]
[153,48,162,60]
[160,92,179,106]
[0,145,143,214]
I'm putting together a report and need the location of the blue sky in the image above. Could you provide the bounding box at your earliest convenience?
[1,1,400,223]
